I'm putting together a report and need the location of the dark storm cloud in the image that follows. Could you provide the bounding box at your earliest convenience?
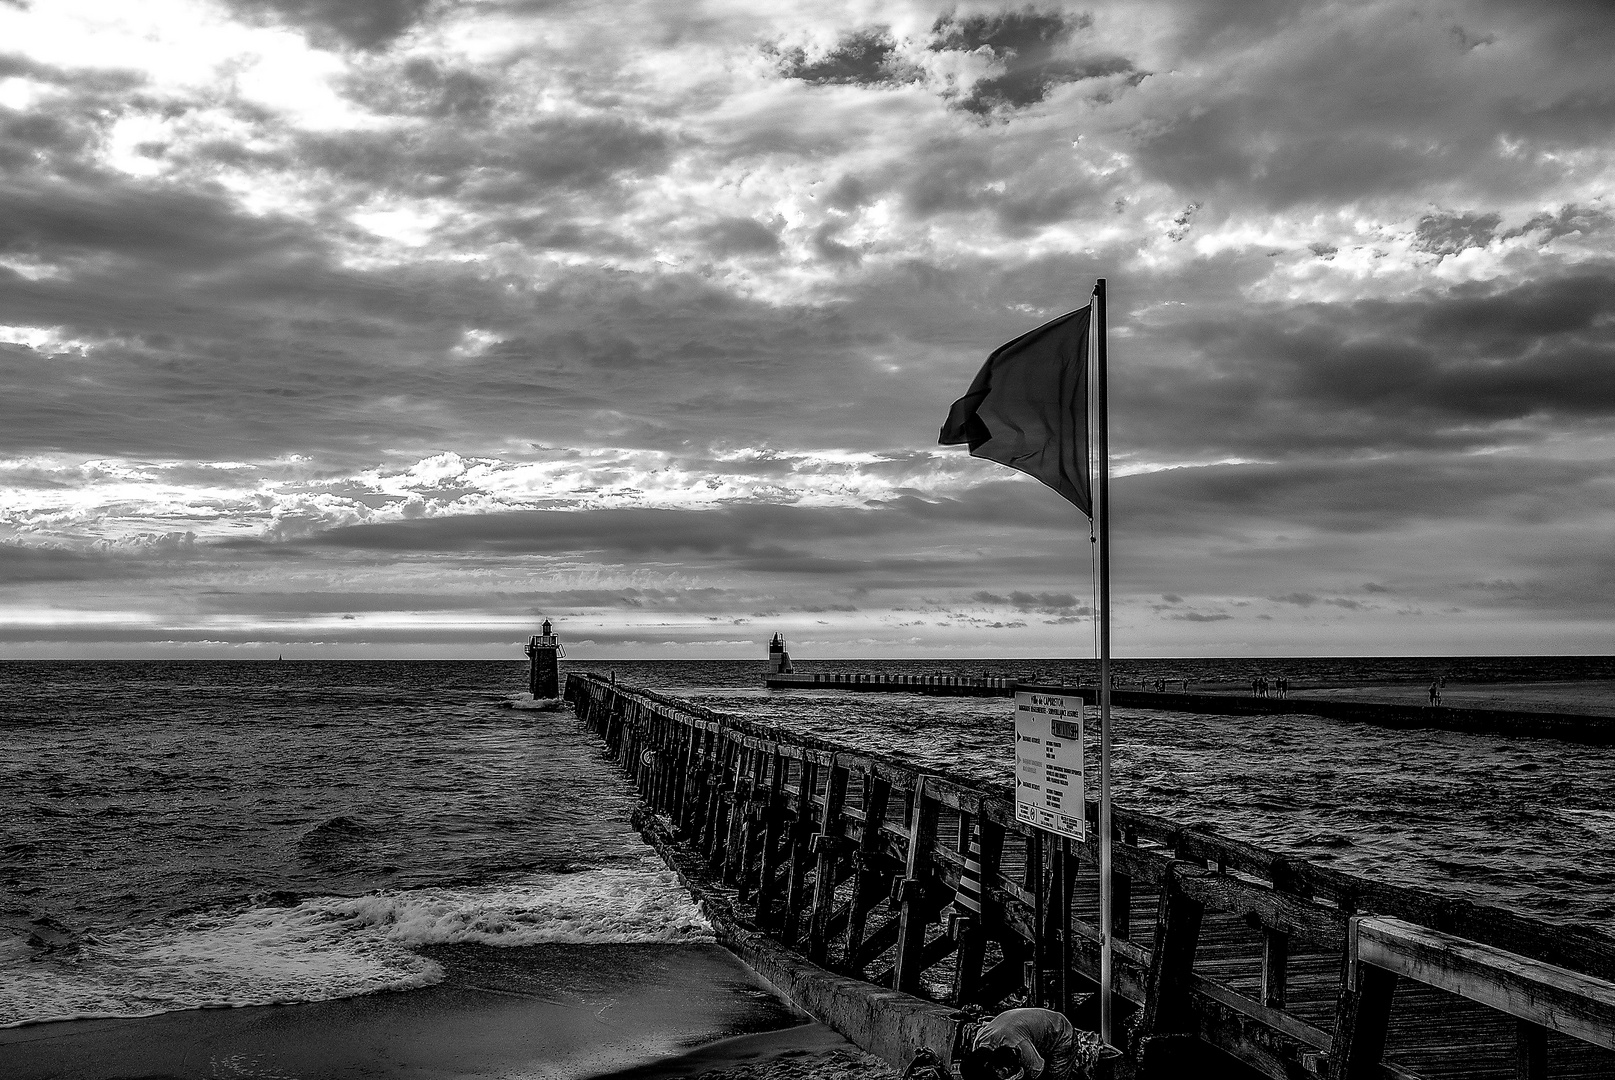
[1115,455,1615,540]
[0,203,540,460]
[1505,204,1613,242]
[928,8,1132,115]
[1268,593,1368,610]
[1101,455,1615,623]
[1,51,1102,465]
[219,0,435,51]
[339,56,498,119]
[704,216,783,257]
[0,56,153,174]
[1413,211,1500,257]
[4,205,901,460]
[0,179,319,272]
[776,28,914,87]
[971,589,1082,613]
[1129,4,1615,209]
[1125,266,1615,460]
[0,543,105,585]
[882,136,1101,231]
[243,492,1087,584]
[4,134,1598,475]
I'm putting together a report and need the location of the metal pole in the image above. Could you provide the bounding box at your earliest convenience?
[1093,278,1114,1047]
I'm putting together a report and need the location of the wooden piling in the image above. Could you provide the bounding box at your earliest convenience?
[844,770,892,975]
[807,761,849,964]
[892,778,939,994]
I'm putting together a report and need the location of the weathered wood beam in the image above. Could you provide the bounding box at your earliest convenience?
[807,762,850,964]
[892,778,940,994]
[753,751,789,930]
[1113,824,1136,941]
[843,771,893,977]
[782,758,818,946]
[1134,862,1207,1049]
[1329,962,1398,1080]
[1261,927,1289,1011]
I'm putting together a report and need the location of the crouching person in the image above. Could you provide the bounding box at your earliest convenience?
[959,1008,1077,1080]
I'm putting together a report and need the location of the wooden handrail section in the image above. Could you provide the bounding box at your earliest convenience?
[1351,915,1615,1051]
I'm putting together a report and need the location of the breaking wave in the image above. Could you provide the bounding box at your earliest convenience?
[0,865,710,1028]
[504,692,565,711]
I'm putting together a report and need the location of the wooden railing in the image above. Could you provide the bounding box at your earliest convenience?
[566,674,1615,1079]
[1340,916,1615,1078]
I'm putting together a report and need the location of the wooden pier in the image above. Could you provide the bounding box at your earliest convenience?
[763,673,1615,744]
[766,671,1017,697]
[568,673,1615,1079]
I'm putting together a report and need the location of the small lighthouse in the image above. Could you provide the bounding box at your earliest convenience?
[767,632,794,674]
[526,619,563,699]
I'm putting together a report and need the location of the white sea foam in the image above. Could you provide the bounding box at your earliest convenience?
[0,866,711,1027]
[318,865,713,948]
[505,692,565,711]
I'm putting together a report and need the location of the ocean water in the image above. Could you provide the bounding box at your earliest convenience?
[2,656,1612,1030]
[0,661,708,1028]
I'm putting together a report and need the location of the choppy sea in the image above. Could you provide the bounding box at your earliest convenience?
[3,656,1613,1029]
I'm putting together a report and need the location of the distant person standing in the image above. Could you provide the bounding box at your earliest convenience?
[1429,680,1442,705]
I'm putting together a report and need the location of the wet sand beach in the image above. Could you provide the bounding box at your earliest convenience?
[0,943,816,1080]
[592,1024,893,1080]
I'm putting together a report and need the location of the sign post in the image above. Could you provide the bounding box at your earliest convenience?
[1013,690,1085,841]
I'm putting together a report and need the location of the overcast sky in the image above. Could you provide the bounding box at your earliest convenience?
[1,0,1612,660]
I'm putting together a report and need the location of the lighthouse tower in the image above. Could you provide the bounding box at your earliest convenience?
[767,632,794,674]
[526,619,563,698]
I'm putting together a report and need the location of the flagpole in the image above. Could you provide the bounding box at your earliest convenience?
[1093,278,1114,1048]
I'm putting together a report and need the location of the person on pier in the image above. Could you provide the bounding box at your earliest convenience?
[960,1008,1084,1080]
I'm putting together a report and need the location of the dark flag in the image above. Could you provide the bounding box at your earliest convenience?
[938,306,1093,515]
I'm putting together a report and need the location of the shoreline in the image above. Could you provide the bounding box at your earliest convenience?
[0,942,815,1079]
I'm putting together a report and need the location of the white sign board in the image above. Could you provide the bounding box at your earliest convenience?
[1014,690,1085,840]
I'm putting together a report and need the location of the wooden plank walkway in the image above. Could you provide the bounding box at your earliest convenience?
[568,674,1615,1079]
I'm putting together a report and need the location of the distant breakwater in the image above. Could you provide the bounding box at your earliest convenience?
[763,673,1615,744]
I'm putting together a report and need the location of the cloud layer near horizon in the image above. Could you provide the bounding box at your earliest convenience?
[1,0,1613,658]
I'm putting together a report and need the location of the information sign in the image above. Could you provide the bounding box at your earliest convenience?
[1013,690,1085,840]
